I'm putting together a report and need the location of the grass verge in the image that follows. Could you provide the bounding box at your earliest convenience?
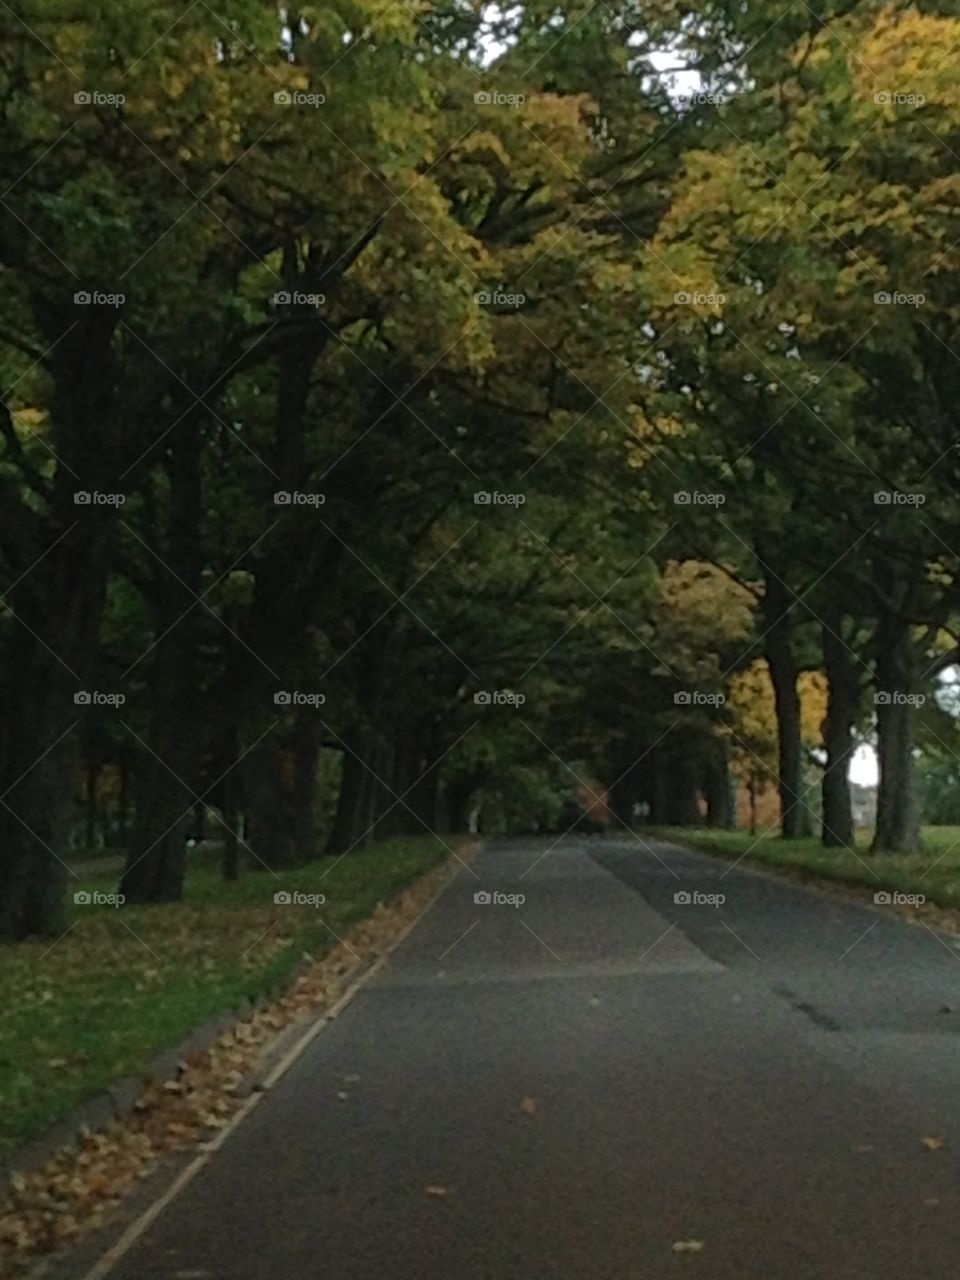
[653,825,960,908]
[0,835,450,1156]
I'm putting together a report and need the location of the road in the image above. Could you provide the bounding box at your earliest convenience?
[98,835,960,1279]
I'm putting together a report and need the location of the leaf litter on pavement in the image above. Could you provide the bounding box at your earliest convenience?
[0,858,459,1277]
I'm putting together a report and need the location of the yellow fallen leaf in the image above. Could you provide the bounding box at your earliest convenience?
[922,1136,944,1151]
[425,1184,449,1197]
[672,1239,704,1253]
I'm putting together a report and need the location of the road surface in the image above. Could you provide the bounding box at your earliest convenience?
[97,835,960,1278]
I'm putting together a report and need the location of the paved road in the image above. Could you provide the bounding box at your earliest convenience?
[102,836,960,1279]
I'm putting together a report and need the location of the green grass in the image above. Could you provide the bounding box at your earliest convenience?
[0,835,450,1156]
[655,825,960,906]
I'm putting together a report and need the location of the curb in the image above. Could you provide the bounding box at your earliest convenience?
[77,848,466,1280]
[1,958,316,1181]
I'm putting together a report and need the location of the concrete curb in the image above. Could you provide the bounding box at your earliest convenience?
[1,956,317,1181]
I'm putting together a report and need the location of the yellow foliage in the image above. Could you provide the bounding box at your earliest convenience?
[727,659,827,777]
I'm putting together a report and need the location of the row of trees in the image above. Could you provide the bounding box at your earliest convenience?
[2,0,958,939]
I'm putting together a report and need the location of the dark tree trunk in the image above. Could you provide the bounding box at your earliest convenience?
[0,520,112,938]
[665,735,701,825]
[120,759,191,901]
[243,737,302,868]
[761,570,810,838]
[871,616,921,854]
[650,747,670,824]
[291,709,321,859]
[85,761,101,849]
[117,751,131,846]
[221,773,241,881]
[442,774,481,833]
[119,418,203,902]
[821,613,859,848]
[326,745,371,855]
[705,739,735,828]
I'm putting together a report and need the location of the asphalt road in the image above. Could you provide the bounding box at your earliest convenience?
[101,836,960,1279]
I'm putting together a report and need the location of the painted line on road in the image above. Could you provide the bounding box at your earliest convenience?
[80,854,469,1280]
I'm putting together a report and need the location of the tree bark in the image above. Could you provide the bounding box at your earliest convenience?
[871,615,922,854]
[821,613,858,847]
[326,744,372,855]
[665,734,701,825]
[760,570,810,838]
[120,416,204,902]
[705,738,735,828]
[0,519,112,937]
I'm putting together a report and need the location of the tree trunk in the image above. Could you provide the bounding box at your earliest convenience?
[85,761,101,850]
[221,772,241,881]
[326,745,371,855]
[871,616,921,853]
[650,747,670,823]
[0,516,112,938]
[761,571,810,838]
[442,773,482,833]
[243,737,302,868]
[705,738,735,828]
[821,613,858,847]
[119,419,203,902]
[665,734,701,825]
[291,709,321,859]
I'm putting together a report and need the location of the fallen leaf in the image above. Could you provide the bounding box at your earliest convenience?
[425,1185,449,1197]
[922,1136,945,1151]
[672,1239,704,1253]
[521,1096,538,1116]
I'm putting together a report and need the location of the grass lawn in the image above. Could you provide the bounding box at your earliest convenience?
[655,825,960,906]
[0,835,450,1157]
